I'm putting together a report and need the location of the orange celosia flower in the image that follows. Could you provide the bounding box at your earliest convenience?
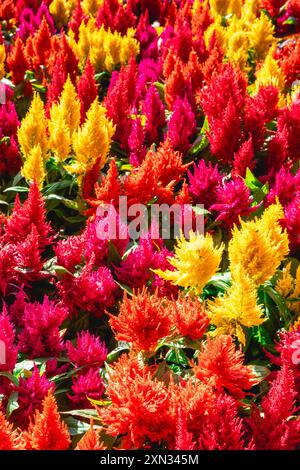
[171,296,209,341]
[0,409,19,450]
[109,289,171,352]
[75,422,106,450]
[97,353,175,448]
[193,335,257,399]
[22,391,71,450]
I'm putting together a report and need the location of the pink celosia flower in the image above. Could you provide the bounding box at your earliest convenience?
[210,178,259,229]
[187,160,222,207]
[68,369,105,408]
[167,95,197,154]
[11,366,54,429]
[0,306,18,372]
[142,84,166,144]
[18,296,68,358]
[66,331,107,370]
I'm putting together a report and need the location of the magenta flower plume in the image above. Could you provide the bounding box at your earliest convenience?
[11,366,54,429]
[0,305,18,372]
[66,331,107,370]
[210,178,258,229]
[248,365,300,450]
[68,369,105,408]
[187,160,222,208]
[267,167,300,207]
[128,116,147,167]
[18,296,68,358]
[167,95,197,154]
[142,84,166,144]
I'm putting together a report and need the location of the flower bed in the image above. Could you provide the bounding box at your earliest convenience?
[0,0,300,451]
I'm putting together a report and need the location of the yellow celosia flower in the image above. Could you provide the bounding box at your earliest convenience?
[229,202,290,287]
[204,22,226,50]
[69,98,115,175]
[209,0,242,18]
[53,76,81,136]
[240,0,259,27]
[154,231,224,294]
[21,144,46,189]
[82,0,103,16]
[70,20,139,72]
[48,112,71,162]
[18,93,48,160]
[255,46,286,93]
[0,44,5,80]
[276,263,300,315]
[89,26,140,73]
[276,262,294,298]
[248,13,275,60]
[49,0,70,29]
[226,31,250,70]
[208,266,264,345]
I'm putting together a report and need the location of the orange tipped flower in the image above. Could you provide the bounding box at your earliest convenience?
[171,296,209,341]
[193,335,257,399]
[75,422,106,450]
[109,289,171,352]
[22,391,71,450]
[0,409,19,450]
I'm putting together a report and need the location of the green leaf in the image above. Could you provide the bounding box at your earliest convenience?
[60,409,101,421]
[62,416,92,436]
[106,342,130,364]
[0,371,19,386]
[6,392,19,417]
[166,348,189,366]
[87,397,112,406]
[44,194,80,211]
[3,186,29,193]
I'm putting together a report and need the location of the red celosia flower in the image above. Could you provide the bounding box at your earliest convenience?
[128,117,147,166]
[105,57,137,148]
[6,36,30,87]
[14,225,44,281]
[98,353,175,448]
[68,369,105,408]
[66,331,107,370]
[175,408,196,450]
[232,136,255,178]
[0,410,19,450]
[109,288,171,351]
[48,34,78,84]
[198,393,250,450]
[164,56,194,111]
[142,84,166,144]
[210,178,259,229]
[96,0,136,35]
[45,56,67,113]
[277,102,300,161]
[3,180,54,251]
[9,288,28,327]
[283,196,300,252]
[68,0,88,41]
[75,422,106,450]
[0,306,18,372]
[187,160,222,208]
[11,366,54,429]
[55,234,84,273]
[249,365,300,450]
[261,0,286,16]
[18,296,68,358]
[25,17,52,74]
[193,335,256,399]
[167,95,197,154]
[201,64,247,163]
[77,60,98,124]
[22,391,71,450]
[58,264,117,316]
[89,158,121,208]
[267,166,300,207]
[171,296,209,341]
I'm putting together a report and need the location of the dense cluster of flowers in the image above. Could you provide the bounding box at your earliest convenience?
[0,0,300,451]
